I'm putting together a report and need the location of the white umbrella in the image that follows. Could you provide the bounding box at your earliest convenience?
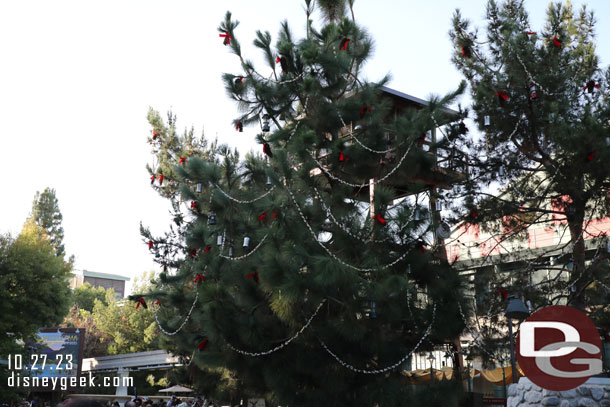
[158,385,194,393]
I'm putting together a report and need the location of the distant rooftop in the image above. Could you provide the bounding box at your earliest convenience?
[379,85,459,117]
[73,269,131,281]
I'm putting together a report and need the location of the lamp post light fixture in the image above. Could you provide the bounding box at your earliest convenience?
[465,354,473,393]
[427,352,436,382]
[505,295,530,383]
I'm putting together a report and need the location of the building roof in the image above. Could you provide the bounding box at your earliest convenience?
[81,270,131,281]
[379,85,459,116]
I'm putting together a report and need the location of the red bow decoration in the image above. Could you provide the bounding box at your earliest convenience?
[584,80,600,93]
[551,36,562,47]
[194,274,206,283]
[275,56,288,72]
[204,245,212,253]
[150,175,156,185]
[374,214,387,225]
[189,248,197,258]
[459,121,469,134]
[263,143,273,157]
[587,151,595,161]
[339,151,348,162]
[497,288,508,300]
[360,105,372,118]
[236,76,243,85]
[525,31,537,35]
[158,174,164,185]
[155,300,159,306]
[494,91,509,102]
[152,130,159,140]
[179,157,187,165]
[418,242,426,254]
[191,201,197,209]
[220,31,233,45]
[148,240,153,249]
[136,297,147,309]
[340,38,350,51]
[198,337,208,351]
[470,210,478,219]
[258,211,267,222]
[247,272,259,283]
[461,46,472,58]
[272,210,278,219]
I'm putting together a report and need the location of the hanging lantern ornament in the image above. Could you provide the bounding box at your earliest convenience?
[217,235,223,246]
[499,165,505,177]
[243,236,250,248]
[208,211,216,225]
[229,246,234,257]
[370,301,377,319]
[267,175,272,185]
[436,201,442,211]
[529,82,538,100]
[196,183,202,193]
[484,115,491,126]
[415,208,421,221]
[262,114,270,132]
[436,222,451,239]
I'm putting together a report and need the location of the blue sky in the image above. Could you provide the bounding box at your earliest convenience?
[0,0,608,293]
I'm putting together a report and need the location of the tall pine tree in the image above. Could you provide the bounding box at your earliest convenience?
[29,187,66,257]
[140,1,471,405]
[444,0,610,361]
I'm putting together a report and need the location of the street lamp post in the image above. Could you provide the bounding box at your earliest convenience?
[427,353,436,383]
[505,296,530,384]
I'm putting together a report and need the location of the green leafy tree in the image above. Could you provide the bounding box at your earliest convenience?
[72,282,109,312]
[0,224,72,401]
[140,1,470,406]
[93,272,158,355]
[445,0,610,362]
[29,187,66,257]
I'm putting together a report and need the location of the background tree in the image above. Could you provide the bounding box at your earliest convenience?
[72,282,109,313]
[94,272,158,355]
[29,187,66,257]
[139,1,470,405]
[0,223,72,401]
[444,0,610,361]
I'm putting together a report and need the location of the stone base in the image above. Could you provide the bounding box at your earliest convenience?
[507,378,610,407]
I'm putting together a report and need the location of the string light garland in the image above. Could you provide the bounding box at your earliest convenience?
[214,183,276,204]
[310,139,415,188]
[227,299,326,356]
[154,290,200,336]
[318,303,436,374]
[286,187,411,272]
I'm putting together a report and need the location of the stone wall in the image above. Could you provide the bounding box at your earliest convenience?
[508,378,610,407]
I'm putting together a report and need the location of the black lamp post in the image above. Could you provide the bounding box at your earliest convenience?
[505,295,529,383]
[427,353,436,382]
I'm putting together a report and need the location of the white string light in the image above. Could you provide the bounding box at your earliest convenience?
[310,139,415,188]
[336,114,396,154]
[214,184,276,204]
[313,187,390,244]
[227,299,326,356]
[219,234,268,260]
[154,290,199,336]
[286,187,411,272]
[318,303,436,374]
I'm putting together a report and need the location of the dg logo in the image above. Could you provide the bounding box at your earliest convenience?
[516,305,602,391]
